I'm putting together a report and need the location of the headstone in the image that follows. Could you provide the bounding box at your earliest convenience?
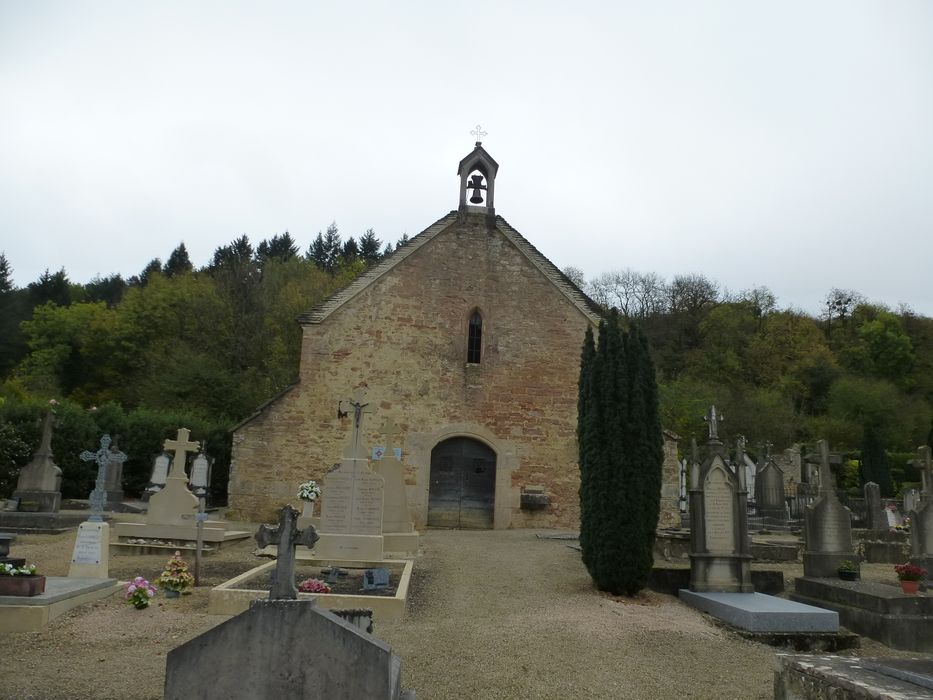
[255,505,319,599]
[146,428,200,527]
[146,453,170,495]
[189,453,210,494]
[12,408,62,513]
[164,599,413,700]
[802,440,857,577]
[755,456,786,520]
[909,445,933,575]
[904,488,920,515]
[743,454,756,501]
[316,392,386,561]
[688,410,753,592]
[864,482,887,531]
[886,506,903,528]
[370,420,415,535]
[68,521,109,578]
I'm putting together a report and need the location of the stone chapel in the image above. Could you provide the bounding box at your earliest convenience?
[227,140,680,529]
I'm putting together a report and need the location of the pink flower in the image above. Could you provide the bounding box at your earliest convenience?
[146,589,154,597]
[127,584,137,593]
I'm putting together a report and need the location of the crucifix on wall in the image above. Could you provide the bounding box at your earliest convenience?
[339,388,373,459]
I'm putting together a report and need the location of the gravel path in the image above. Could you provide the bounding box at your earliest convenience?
[0,527,929,699]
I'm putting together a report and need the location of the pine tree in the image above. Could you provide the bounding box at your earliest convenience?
[0,253,13,293]
[341,236,359,263]
[163,243,193,276]
[257,232,299,263]
[307,233,328,270]
[359,229,382,263]
[322,222,341,272]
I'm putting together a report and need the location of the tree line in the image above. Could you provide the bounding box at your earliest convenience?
[0,223,409,502]
[567,267,933,496]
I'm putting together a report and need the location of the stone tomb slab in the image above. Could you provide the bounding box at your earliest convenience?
[0,576,121,633]
[679,590,839,632]
[776,655,933,700]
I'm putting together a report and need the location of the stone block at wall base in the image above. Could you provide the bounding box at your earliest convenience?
[862,540,910,564]
[775,655,933,700]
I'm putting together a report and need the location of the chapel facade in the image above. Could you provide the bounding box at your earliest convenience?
[227,141,679,530]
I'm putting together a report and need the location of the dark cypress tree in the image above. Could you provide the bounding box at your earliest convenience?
[577,326,597,570]
[578,314,663,595]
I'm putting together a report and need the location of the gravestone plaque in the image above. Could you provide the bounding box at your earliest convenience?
[704,469,735,554]
[150,454,170,490]
[71,525,103,565]
[68,520,109,578]
[362,568,390,590]
[320,463,384,536]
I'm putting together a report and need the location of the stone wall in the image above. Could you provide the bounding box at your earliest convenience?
[228,214,595,528]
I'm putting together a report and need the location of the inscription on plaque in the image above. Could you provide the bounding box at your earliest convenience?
[814,498,851,551]
[704,468,736,554]
[320,459,384,536]
[71,525,103,565]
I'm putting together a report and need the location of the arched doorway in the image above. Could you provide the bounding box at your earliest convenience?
[428,437,497,529]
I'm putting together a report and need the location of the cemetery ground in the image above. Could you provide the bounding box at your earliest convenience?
[1,527,930,700]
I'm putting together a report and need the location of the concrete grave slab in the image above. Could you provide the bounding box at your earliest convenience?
[679,590,839,632]
[0,576,120,632]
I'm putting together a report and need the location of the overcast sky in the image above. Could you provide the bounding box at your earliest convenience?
[2,1,931,315]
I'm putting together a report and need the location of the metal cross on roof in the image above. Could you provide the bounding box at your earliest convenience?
[470,124,487,143]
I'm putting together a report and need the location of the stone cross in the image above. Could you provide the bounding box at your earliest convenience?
[471,124,488,142]
[255,505,320,600]
[816,439,836,497]
[804,442,842,493]
[703,405,723,440]
[163,428,200,481]
[80,434,128,522]
[735,435,747,489]
[342,388,373,459]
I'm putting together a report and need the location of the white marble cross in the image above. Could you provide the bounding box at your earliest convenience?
[163,428,200,481]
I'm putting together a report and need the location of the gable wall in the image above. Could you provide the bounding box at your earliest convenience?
[228,214,593,528]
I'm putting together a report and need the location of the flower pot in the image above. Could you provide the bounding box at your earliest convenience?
[900,580,920,594]
[0,575,46,597]
[838,570,858,582]
[133,600,150,610]
[165,589,180,598]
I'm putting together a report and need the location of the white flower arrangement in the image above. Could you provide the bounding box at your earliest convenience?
[297,480,321,502]
[0,563,37,576]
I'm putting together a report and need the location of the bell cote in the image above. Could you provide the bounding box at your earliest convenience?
[457,128,499,218]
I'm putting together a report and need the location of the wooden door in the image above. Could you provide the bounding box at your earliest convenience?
[427,437,496,529]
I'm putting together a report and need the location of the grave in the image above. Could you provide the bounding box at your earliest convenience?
[168,504,414,699]
[143,452,170,501]
[686,415,753,593]
[315,393,386,561]
[68,434,122,579]
[0,410,88,533]
[904,488,920,515]
[79,433,128,507]
[370,419,419,555]
[12,407,62,513]
[0,576,121,633]
[909,445,933,575]
[776,655,933,700]
[754,445,786,521]
[791,577,933,651]
[113,428,249,553]
[680,411,839,639]
[802,440,857,578]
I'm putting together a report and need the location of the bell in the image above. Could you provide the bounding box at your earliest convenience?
[468,173,486,204]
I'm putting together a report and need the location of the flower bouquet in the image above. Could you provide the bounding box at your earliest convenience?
[0,563,44,596]
[126,576,157,609]
[298,578,331,594]
[157,551,195,597]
